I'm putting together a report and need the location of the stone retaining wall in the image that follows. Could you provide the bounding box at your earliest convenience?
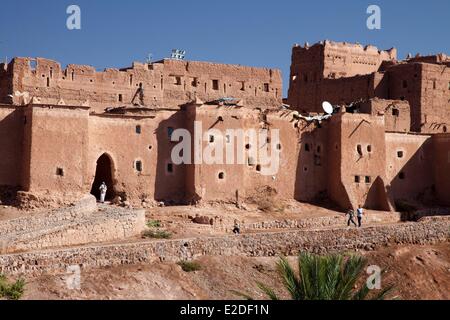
[0,197,145,254]
[1,216,448,276]
[0,195,96,235]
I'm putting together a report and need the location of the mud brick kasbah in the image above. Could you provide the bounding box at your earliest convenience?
[0,40,449,211]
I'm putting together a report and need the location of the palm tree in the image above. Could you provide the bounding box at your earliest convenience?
[233,252,393,300]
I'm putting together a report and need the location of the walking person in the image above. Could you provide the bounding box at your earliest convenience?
[346,208,357,227]
[99,182,107,204]
[356,205,364,228]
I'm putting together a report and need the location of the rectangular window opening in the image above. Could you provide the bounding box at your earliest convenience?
[212,79,219,90]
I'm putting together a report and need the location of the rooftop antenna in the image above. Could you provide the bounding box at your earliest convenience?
[170,49,186,60]
[146,53,153,64]
[322,101,334,115]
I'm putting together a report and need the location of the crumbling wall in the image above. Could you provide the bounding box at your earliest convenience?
[3,57,282,113]
[287,41,395,112]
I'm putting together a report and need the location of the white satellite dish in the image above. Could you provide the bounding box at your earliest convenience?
[322,101,334,114]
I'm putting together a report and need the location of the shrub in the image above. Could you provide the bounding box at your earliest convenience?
[146,219,162,228]
[142,229,171,239]
[0,274,25,300]
[177,261,202,272]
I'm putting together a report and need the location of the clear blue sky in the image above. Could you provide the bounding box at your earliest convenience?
[1,0,449,96]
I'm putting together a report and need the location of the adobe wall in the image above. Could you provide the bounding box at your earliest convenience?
[184,104,301,203]
[417,63,450,133]
[384,133,434,207]
[88,110,187,204]
[24,105,90,195]
[4,57,282,113]
[1,217,448,275]
[294,119,329,202]
[328,113,390,210]
[0,106,24,188]
[359,99,410,133]
[287,41,395,112]
[432,134,450,205]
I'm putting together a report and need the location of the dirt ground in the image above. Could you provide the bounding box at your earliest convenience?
[20,243,449,300]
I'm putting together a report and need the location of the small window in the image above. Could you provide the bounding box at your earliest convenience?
[263,83,269,92]
[248,157,255,166]
[304,143,310,152]
[365,176,371,184]
[209,135,215,143]
[218,172,225,180]
[174,76,182,85]
[218,116,224,122]
[402,80,408,88]
[46,77,50,87]
[212,80,219,90]
[256,165,261,172]
[56,168,64,176]
[245,144,251,150]
[397,151,404,158]
[191,77,198,87]
[167,163,173,173]
[355,176,360,183]
[367,145,372,153]
[392,108,399,117]
[240,81,245,91]
[118,94,123,102]
[316,145,321,154]
[433,80,437,90]
[226,135,231,143]
[276,143,282,150]
[167,127,174,140]
[357,144,363,156]
[135,160,142,172]
[136,125,141,134]
[399,172,406,180]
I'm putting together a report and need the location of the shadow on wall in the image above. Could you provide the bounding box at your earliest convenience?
[294,120,341,210]
[90,153,116,201]
[154,111,188,204]
[0,108,25,201]
[386,140,436,212]
[363,176,390,211]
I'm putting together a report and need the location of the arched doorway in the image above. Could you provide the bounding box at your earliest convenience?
[90,153,115,201]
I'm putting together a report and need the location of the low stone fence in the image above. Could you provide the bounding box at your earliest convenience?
[0,216,448,276]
